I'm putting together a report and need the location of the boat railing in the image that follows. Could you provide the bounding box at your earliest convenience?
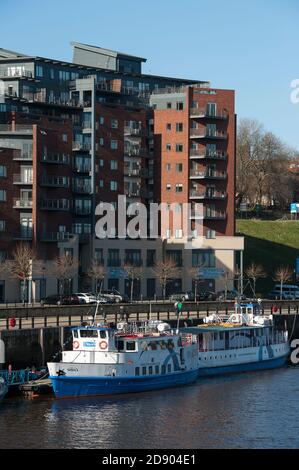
[0,369,31,385]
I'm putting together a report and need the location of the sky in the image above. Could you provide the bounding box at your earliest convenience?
[1,0,299,150]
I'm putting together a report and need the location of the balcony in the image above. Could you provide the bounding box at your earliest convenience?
[13,151,33,161]
[13,174,33,185]
[190,108,228,120]
[0,124,33,135]
[189,170,227,180]
[40,232,74,242]
[40,176,69,188]
[190,129,228,140]
[125,188,141,198]
[82,121,92,130]
[190,209,227,220]
[40,199,70,211]
[0,68,33,79]
[13,198,33,209]
[41,153,70,164]
[189,149,227,160]
[124,147,147,158]
[73,163,91,173]
[73,206,91,215]
[124,167,141,177]
[124,126,143,137]
[72,142,91,152]
[189,190,227,200]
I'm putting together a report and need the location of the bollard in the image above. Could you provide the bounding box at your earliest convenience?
[56,315,60,327]
[44,316,47,328]
[31,317,35,329]
[18,317,22,329]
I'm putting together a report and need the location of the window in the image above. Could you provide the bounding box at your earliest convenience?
[176,163,183,172]
[167,102,172,109]
[155,365,159,374]
[99,179,104,188]
[175,229,183,239]
[175,203,182,213]
[36,65,43,77]
[111,160,118,170]
[161,365,166,374]
[62,133,68,143]
[176,144,183,152]
[99,159,104,167]
[146,250,156,267]
[166,184,171,191]
[166,123,171,130]
[192,249,215,267]
[99,117,104,125]
[0,220,5,232]
[99,138,104,146]
[176,102,184,110]
[108,249,120,267]
[166,250,182,267]
[166,163,171,171]
[111,119,118,129]
[175,184,183,192]
[206,229,216,239]
[0,190,6,201]
[135,367,140,376]
[111,140,118,150]
[0,251,7,262]
[176,123,183,132]
[149,366,153,375]
[0,166,6,177]
[167,364,172,373]
[126,341,136,351]
[142,366,147,375]
[110,181,118,191]
[166,144,171,151]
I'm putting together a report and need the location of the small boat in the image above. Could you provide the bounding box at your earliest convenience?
[0,377,8,402]
[48,319,198,399]
[184,301,290,377]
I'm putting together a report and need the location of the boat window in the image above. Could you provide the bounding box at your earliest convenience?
[135,367,140,376]
[80,329,98,338]
[126,341,136,351]
[115,339,124,351]
[73,330,78,338]
[155,365,159,374]
[167,364,171,373]
[99,331,107,339]
[161,365,166,374]
[142,366,146,375]
[148,341,157,350]
[149,366,153,375]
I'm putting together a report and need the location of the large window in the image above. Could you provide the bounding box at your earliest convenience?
[192,250,215,267]
[0,166,6,177]
[0,190,6,201]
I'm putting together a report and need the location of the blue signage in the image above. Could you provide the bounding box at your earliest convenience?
[109,268,126,278]
[83,341,96,348]
[290,203,299,214]
[198,268,225,279]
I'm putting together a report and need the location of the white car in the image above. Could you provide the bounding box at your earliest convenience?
[73,293,97,304]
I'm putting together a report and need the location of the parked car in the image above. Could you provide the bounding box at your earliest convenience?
[98,290,123,303]
[267,284,299,300]
[197,291,217,301]
[40,294,83,306]
[169,291,195,302]
[73,293,97,304]
[217,289,239,301]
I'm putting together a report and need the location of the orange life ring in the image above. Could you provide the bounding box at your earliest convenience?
[73,341,79,349]
[99,340,108,350]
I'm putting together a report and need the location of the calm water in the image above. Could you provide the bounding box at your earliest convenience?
[1,366,299,449]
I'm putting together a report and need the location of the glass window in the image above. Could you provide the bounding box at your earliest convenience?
[192,249,215,267]
[167,364,171,373]
[111,140,118,150]
[176,144,183,152]
[167,102,172,109]
[115,339,124,351]
[0,166,7,177]
[166,123,171,130]
[149,366,153,375]
[79,329,98,338]
[0,220,5,232]
[176,102,184,110]
[126,341,136,351]
[176,163,183,172]
[110,181,118,191]
[142,366,147,375]
[111,160,118,170]
[166,143,171,151]
[0,190,6,201]
[135,367,140,376]
[99,117,104,125]
[111,119,118,129]
[36,65,43,77]
[176,123,183,132]
[100,331,107,339]
[161,365,166,374]
[155,365,159,374]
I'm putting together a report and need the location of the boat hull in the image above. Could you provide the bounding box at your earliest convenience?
[197,353,289,377]
[49,369,198,399]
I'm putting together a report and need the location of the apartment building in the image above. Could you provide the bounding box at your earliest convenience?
[0,43,243,302]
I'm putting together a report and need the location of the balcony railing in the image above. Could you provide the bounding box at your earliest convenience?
[189,149,227,160]
[82,121,92,130]
[13,198,33,209]
[0,124,33,134]
[190,108,228,120]
[40,176,69,188]
[41,153,70,164]
[189,170,227,179]
[40,200,70,211]
[73,163,91,173]
[125,188,141,197]
[13,232,33,240]
[73,206,91,215]
[40,232,74,242]
[124,126,143,136]
[124,147,147,157]
[124,168,141,177]
[72,142,91,151]
[190,209,227,220]
[72,183,92,194]
[190,129,228,139]
[13,151,33,161]
[13,174,33,184]
[189,190,227,199]
[0,69,33,79]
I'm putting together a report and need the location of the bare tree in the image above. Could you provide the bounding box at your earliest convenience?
[273,266,293,300]
[7,243,37,304]
[123,263,143,302]
[153,259,180,301]
[51,253,79,299]
[87,261,106,295]
[245,262,266,298]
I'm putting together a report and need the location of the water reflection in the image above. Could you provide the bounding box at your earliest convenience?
[1,367,299,449]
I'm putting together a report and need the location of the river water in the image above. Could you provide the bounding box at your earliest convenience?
[1,366,299,449]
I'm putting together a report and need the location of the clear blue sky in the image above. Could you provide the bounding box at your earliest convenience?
[1,0,299,150]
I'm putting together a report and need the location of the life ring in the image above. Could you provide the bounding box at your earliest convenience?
[73,341,79,349]
[99,340,108,350]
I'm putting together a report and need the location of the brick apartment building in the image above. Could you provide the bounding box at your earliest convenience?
[0,42,244,302]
